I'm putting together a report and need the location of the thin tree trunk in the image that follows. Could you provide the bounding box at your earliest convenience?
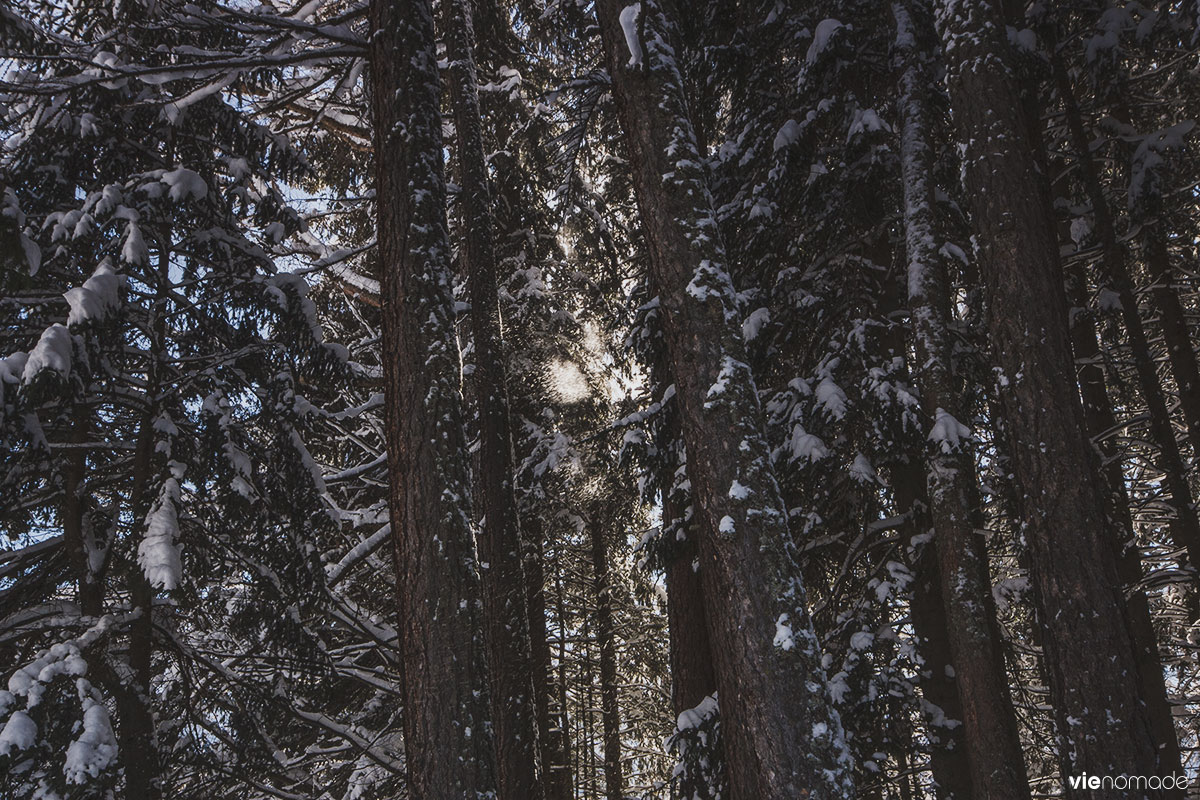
[1051,48,1200,574]
[588,508,623,800]
[1062,257,1184,788]
[443,1,542,797]
[893,5,1031,798]
[936,1,1165,793]
[525,520,574,800]
[368,0,493,794]
[594,3,854,798]
[1143,230,1200,457]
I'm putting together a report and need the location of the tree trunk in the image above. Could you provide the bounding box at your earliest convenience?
[593,3,854,798]
[525,519,574,800]
[935,1,1165,793]
[1051,47,1200,575]
[660,396,723,799]
[1061,237,1185,790]
[1143,229,1200,458]
[443,1,543,797]
[588,509,623,800]
[368,0,493,794]
[893,5,1031,798]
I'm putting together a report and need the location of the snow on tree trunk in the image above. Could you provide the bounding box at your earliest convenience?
[892,4,1031,798]
[935,0,1165,791]
[443,0,544,797]
[594,2,854,797]
[368,0,494,795]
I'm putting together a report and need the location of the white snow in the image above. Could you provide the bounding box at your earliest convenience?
[928,408,971,454]
[850,631,874,651]
[0,710,36,755]
[63,697,117,784]
[742,307,770,341]
[849,453,876,483]
[788,425,828,463]
[675,694,718,731]
[816,377,846,419]
[619,4,643,67]
[806,19,843,63]
[139,477,183,590]
[8,643,89,705]
[773,119,801,152]
[161,167,208,202]
[728,480,750,500]
[64,259,122,326]
[828,671,850,703]
[121,221,148,265]
[23,324,72,383]
[774,613,795,650]
[718,515,735,534]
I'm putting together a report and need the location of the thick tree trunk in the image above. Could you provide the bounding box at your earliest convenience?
[659,397,723,799]
[593,3,854,798]
[443,1,542,797]
[587,510,623,800]
[368,0,493,795]
[935,1,1165,793]
[662,473,716,715]
[893,5,1030,798]
[899,489,974,800]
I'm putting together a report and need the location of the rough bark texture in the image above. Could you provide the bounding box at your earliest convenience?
[662,469,717,714]
[594,2,854,798]
[659,398,721,798]
[443,1,543,797]
[369,0,493,794]
[936,1,1165,793]
[893,5,1030,798]
[898,486,974,800]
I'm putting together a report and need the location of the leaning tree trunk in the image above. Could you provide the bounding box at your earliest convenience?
[368,0,493,795]
[893,4,1031,798]
[1142,230,1200,457]
[594,2,854,798]
[935,1,1165,794]
[1051,48,1200,574]
[443,1,543,797]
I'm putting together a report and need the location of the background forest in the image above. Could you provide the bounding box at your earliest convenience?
[2,0,1200,798]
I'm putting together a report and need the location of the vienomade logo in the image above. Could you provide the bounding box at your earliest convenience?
[1066,773,1190,791]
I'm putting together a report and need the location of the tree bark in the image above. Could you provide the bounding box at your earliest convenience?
[893,5,1030,798]
[368,0,493,794]
[587,508,623,800]
[525,519,574,800]
[935,1,1165,793]
[443,1,543,797]
[593,3,854,798]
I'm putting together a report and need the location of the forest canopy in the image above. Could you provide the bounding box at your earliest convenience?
[2,0,1200,799]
